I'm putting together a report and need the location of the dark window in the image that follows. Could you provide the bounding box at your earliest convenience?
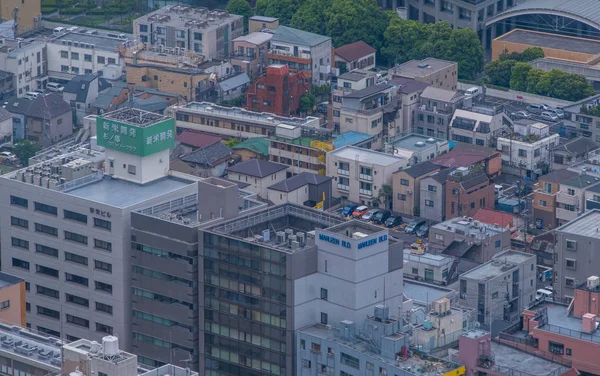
[549,342,564,355]
[94,217,111,230]
[36,285,59,299]
[95,281,113,294]
[66,293,89,307]
[320,288,328,300]
[11,216,28,229]
[35,223,58,237]
[65,273,88,286]
[65,252,88,266]
[566,348,572,356]
[94,260,112,273]
[96,323,113,334]
[96,302,113,314]
[34,202,57,215]
[11,237,29,249]
[64,210,87,223]
[340,353,360,369]
[66,314,89,328]
[12,258,30,270]
[37,326,59,337]
[10,195,28,208]
[65,231,88,245]
[321,312,328,324]
[35,244,59,258]
[36,265,59,278]
[37,306,60,320]
[132,266,193,287]
[400,179,409,186]
[94,239,112,251]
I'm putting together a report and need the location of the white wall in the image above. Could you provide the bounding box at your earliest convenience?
[497,134,559,171]
[47,42,122,78]
[227,171,286,198]
[106,149,170,184]
[267,185,309,205]
[0,42,46,97]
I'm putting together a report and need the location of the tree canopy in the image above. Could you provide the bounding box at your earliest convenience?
[13,140,41,166]
[485,59,517,88]
[226,0,252,32]
[499,47,544,62]
[300,93,316,113]
[254,0,298,25]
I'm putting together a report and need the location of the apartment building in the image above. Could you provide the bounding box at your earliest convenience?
[268,26,332,84]
[226,158,288,198]
[134,5,244,60]
[249,15,279,33]
[327,146,407,206]
[390,76,430,136]
[231,137,269,161]
[389,133,449,166]
[444,167,495,220]
[403,250,456,285]
[413,86,464,139]
[333,40,376,73]
[0,108,13,147]
[420,168,455,222]
[563,96,600,141]
[450,108,512,148]
[330,69,376,132]
[431,142,503,179]
[0,108,197,347]
[63,75,101,125]
[551,136,599,171]
[585,183,600,211]
[392,161,441,217]
[171,101,320,139]
[555,174,600,226]
[267,172,332,208]
[0,38,47,97]
[245,64,311,116]
[126,64,211,101]
[231,32,272,79]
[47,31,124,81]
[533,169,579,230]
[458,250,536,327]
[0,273,25,327]
[392,58,457,90]
[268,123,333,175]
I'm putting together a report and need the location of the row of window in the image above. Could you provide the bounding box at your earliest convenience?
[13,260,113,292]
[36,287,112,313]
[36,305,113,333]
[58,51,115,65]
[12,235,111,251]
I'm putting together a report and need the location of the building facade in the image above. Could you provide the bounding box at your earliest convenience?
[330,70,377,132]
[0,273,25,327]
[333,41,376,73]
[412,86,464,139]
[444,167,495,220]
[127,63,211,101]
[419,168,454,222]
[392,161,441,217]
[0,39,47,97]
[451,109,512,149]
[392,58,457,90]
[533,170,579,230]
[231,32,272,79]
[555,174,599,226]
[225,159,288,198]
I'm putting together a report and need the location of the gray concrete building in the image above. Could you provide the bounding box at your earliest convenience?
[458,250,536,327]
[419,168,454,222]
[413,86,464,139]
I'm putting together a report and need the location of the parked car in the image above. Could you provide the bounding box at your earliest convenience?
[405,220,426,235]
[535,289,553,301]
[385,216,403,228]
[46,82,64,93]
[416,225,430,238]
[372,210,391,224]
[526,104,544,114]
[540,111,558,122]
[546,108,564,119]
[0,151,17,164]
[362,209,380,222]
[352,205,369,218]
[316,102,328,114]
[341,204,358,217]
[511,110,530,120]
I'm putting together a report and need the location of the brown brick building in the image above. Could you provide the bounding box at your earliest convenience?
[245,64,311,116]
[126,63,212,101]
[445,167,495,220]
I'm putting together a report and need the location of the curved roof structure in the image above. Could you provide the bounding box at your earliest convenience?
[485,0,600,32]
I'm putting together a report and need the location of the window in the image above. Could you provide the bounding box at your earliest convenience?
[470,202,475,209]
[36,285,59,299]
[549,342,564,355]
[107,57,116,64]
[194,32,202,40]
[71,52,79,60]
[37,306,60,320]
[65,252,88,265]
[61,65,69,72]
[428,185,437,192]
[60,50,68,58]
[341,353,360,369]
[65,231,88,245]
[302,359,312,368]
[128,164,136,175]
[132,266,193,287]
[12,258,30,270]
[565,278,575,287]
[35,223,58,237]
[139,24,148,32]
[300,339,306,350]
[10,195,28,208]
[398,194,406,201]
[476,139,484,146]
[566,240,577,250]
[65,272,88,286]
[333,110,340,117]
[495,240,501,248]
[84,54,92,62]
[96,302,113,314]
[320,288,328,300]
[64,210,87,223]
[320,312,328,324]
[400,178,409,186]
[94,239,112,251]
[566,259,576,269]
[96,323,113,334]
[412,268,418,274]
[38,327,59,337]
[518,149,527,158]
[492,292,499,299]
[34,202,57,215]
[66,293,89,307]
[567,188,575,196]
[11,237,28,249]
[37,265,59,278]
[176,29,185,38]
[566,348,572,356]
[539,200,547,207]
[95,260,112,273]
[425,200,434,207]
[95,281,113,294]
[36,244,58,258]
[66,314,89,328]
[97,56,105,64]
[11,216,28,229]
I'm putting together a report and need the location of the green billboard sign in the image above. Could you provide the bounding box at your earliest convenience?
[95,117,175,157]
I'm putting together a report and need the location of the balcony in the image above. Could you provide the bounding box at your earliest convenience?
[268,49,311,63]
[556,191,578,205]
[359,174,373,181]
[337,184,350,191]
[337,169,350,176]
[231,53,257,61]
[417,104,454,115]
[556,207,578,222]
[359,189,373,196]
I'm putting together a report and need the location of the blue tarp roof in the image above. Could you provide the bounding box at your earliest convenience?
[333,131,373,149]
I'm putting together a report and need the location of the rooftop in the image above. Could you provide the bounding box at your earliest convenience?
[556,209,600,239]
[496,29,600,56]
[533,302,600,343]
[420,86,462,102]
[231,137,270,156]
[140,364,200,376]
[422,167,455,184]
[403,250,454,267]
[267,172,331,193]
[432,142,498,168]
[397,160,440,178]
[338,70,372,82]
[250,15,278,22]
[344,83,392,99]
[432,216,509,241]
[226,159,288,178]
[561,173,600,188]
[176,130,222,148]
[270,25,330,47]
[232,31,272,45]
[136,5,242,31]
[334,41,376,62]
[491,340,570,376]
[100,107,169,128]
[392,134,447,152]
[328,145,405,166]
[64,74,97,103]
[553,136,599,156]
[0,320,62,370]
[0,272,24,290]
[538,169,579,183]
[472,208,515,228]
[461,250,534,281]
[49,29,132,52]
[5,93,71,119]
[180,141,232,167]
[394,58,456,78]
[332,131,373,149]
[403,280,455,305]
[391,76,431,94]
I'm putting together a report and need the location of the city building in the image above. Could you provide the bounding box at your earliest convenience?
[403,250,457,286]
[231,32,272,79]
[0,273,25,326]
[245,64,311,116]
[249,15,279,33]
[0,107,12,148]
[497,121,559,178]
[388,133,449,165]
[555,174,600,226]
[458,250,536,326]
[268,26,332,84]
[391,76,431,136]
[47,30,125,81]
[230,137,269,161]
[268,123,333,175]
[327,145,407,206]
[0,108,198,346]
[133,5,244,60]
[429,216,511,273]
[412,86,464,139]
[63,74,103,125]
[0,38,47,97]
[333,40,376,73]
[392,160,442,217]
[5,93,72,146]
[226,158,288,198]
[0,69,14,99]
[267,172,332,208]
[391,58,457,91]
[584,182,600,211]
[402,280,456,306]
[551,136,599,171]
[0,0,41,34]
[215,72,250,102]
[419,168,455,222]
[170,140,234,178]
[201,206,404,376]
[171,101,320,139]
[330,69,377,132]
[126,64,211,102]
[431,142,502,179]
[444,167,495,220]
[533,169,579,230]
[331,131,374,150]
[175,129,222,149]
[472,208,516,233]
[554,210,600,300]
[450,108,512,148]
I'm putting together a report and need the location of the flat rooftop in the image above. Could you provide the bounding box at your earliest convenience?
[394,58,456,78]
[0,321,62,369]
[497,29,600,56]
[403,250,454,267]
[49,30,131,51]
[461,251,534,281]
[136,6,242,31]
[393,134,447,151]
[491,341,570,376]
[556,209,600,239]
[432,217,508,240]
[533,302,600,343]
[403,280,454,305]
[328,145,405,166]
[0,272,24,289]
[326,220,392,238]
[101,107,169,128]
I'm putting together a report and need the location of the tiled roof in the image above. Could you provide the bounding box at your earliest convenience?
[473,208,514,228]
[180,141,232,167]
[538,169,579,183]
[5,93,71,119]
[226,159,288,178]
[231,137,270,157]
[268,172,331,192]
[271,26,330,47]
[0,108,11,122]
[432,143,498,168]
[334,41,376,62]
[176,130,222,148]
[554,137,599,157]
[399,161,440,178]
[63,74,97,103]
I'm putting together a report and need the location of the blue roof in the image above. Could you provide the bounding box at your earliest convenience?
[333,131,373,149]
[449,141,458,150]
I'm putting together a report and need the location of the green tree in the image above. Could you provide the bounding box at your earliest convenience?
[445,28,484,80]
[299,93,316,113]
[226,0,252,32]
[224,138,241,148]
[254,0,297,25]
[536,69,594,101]
[325,0,390,50]
[509,62,533,91]
[311,84,331,102]
[382,18,428,64]
[13,140,41,166]
[484,59,516,87]
[525,68,545,94]
[520,47,544,62]
[290,0,330,36]
[377,184,393,210]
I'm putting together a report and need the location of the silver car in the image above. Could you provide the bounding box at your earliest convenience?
[361,209,380,221]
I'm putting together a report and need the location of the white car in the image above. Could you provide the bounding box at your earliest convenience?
[540,111,558,122]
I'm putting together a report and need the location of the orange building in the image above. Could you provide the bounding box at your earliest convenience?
[0,272,26,327]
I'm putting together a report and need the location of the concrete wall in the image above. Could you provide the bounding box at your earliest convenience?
[456,82,574,108]
[47,42,121,78]
[0,280,26,327]
[226,170,286,199]
[420,176,445,222]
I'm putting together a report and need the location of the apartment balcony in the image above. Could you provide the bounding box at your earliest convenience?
[556,191,578,206]
[358,98,400,116]
[268,49,311,63]
[416,104,454,115]
[556,207,578,222]
[337,169,350,176]
[359,174,373,181]
[359,189,373,196]
[337,183,350,191]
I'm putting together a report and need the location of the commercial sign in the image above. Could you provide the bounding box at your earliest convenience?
[319,234,351,249]
[318,233,388,250]
[357,235,387,250]
[96,117,175,157]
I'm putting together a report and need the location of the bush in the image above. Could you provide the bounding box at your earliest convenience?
[41,6,57,13]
